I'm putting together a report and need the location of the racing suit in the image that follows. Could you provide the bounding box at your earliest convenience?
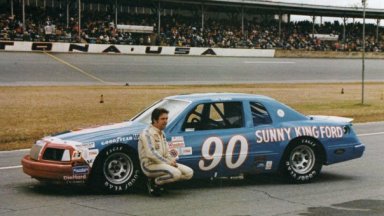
[138,125,193,185]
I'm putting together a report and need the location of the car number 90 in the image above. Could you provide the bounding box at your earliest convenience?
[199,135,249,171]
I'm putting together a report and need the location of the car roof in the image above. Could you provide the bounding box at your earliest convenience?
[165,93,274,103]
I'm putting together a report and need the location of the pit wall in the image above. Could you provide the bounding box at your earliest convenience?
[275,49,384,59]
[0,41,275,57]
[1,41,384,58]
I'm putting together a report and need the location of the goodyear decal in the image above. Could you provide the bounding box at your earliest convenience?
[101,135,139,145]
[255,126,344,143]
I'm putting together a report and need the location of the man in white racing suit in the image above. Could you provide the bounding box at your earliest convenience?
[138,108,193,196]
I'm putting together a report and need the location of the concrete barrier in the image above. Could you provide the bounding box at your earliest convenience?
[275,49,384,59]
[2,41,383,58]
[0,41,275,57]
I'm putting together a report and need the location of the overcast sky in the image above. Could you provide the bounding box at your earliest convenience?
[270,0,384,25]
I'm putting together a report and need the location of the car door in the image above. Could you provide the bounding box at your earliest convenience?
[246,101,283,173]
[168,101,253,178]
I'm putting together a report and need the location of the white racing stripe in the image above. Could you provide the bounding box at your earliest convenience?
[0,165,22,170]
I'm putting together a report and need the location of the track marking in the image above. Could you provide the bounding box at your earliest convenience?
[358,132,384,137]
[243,61,296,64]
[0,165,22,170]
[0,149,29,154]
[44,52,108,84]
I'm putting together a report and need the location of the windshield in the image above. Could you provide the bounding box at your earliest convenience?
[131,99,190,125]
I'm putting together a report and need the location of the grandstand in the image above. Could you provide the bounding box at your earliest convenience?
[0,0,383,51]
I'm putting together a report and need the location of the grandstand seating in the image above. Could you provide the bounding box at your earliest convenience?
[0,4,382,52]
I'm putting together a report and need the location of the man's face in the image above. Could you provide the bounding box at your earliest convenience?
[153,113,168,130]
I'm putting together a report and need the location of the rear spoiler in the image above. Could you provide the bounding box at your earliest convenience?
[308,115,353,123]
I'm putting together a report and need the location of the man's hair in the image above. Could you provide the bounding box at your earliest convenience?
[151,108,169,124]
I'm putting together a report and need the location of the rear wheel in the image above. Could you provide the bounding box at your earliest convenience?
[281,138,323,183]
[91,146,141,193]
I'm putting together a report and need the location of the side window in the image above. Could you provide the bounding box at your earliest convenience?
[183,102,244,131]
[250,102,272,126]
[183,104,204,131]
[209,103,224,122]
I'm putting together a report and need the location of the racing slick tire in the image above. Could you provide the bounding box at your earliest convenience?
[281,138,324,184]
[90,145,141,193]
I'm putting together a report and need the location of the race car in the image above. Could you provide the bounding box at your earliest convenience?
[22,93,365,193]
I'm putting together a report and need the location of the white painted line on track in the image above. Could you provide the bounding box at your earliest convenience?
[0,165,22,170]
[44,52,109,84]
[0,149,29,154]
[358,132,384,137]
[244,61,296,64]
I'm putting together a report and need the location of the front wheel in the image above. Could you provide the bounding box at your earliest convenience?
[90,146,141,193]
[281,139,323,183]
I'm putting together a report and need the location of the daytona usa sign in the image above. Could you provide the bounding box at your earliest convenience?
[0,41,275,57]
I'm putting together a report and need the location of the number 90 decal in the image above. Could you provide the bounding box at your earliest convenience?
[198,135,249,171]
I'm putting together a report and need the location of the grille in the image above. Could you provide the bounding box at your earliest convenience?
[42,148,65,161]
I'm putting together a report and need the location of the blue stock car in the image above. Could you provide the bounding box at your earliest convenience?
[22,93,365,193]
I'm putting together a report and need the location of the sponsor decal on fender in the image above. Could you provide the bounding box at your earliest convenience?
[75,142,95,149]
[255,126,344,143]
[181,147,193,156]
[88,149,99,157]
[265,161,273,170]
[169,136,186,148]
[168,136,192,156]
[63,175,87,181]
[73,166,89,175]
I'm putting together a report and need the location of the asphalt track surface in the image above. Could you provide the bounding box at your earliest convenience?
[0,52,383,85]
[0,122,384,216]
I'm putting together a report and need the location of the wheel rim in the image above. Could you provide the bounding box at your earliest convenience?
[103,152,134,184]
[289,145,316,174]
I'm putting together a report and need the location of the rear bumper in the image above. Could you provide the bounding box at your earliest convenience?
[326,142,365,164]
[22,155,86,181]
[354,143,365,158]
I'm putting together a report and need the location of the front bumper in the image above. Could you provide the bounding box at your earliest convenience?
[22,155,87,182]
[22,155,73,180]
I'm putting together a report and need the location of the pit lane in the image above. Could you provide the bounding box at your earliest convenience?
[0,122,383,216]
[0,52,383,85]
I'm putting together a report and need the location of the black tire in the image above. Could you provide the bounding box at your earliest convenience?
[90,145,141,193]
[281,138,323,183]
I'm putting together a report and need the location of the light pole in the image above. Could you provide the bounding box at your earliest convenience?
[361,0,366,104]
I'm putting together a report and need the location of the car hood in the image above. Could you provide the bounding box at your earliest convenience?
[49,121,147,144]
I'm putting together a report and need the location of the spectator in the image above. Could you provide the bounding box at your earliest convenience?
[44,22,53,42]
